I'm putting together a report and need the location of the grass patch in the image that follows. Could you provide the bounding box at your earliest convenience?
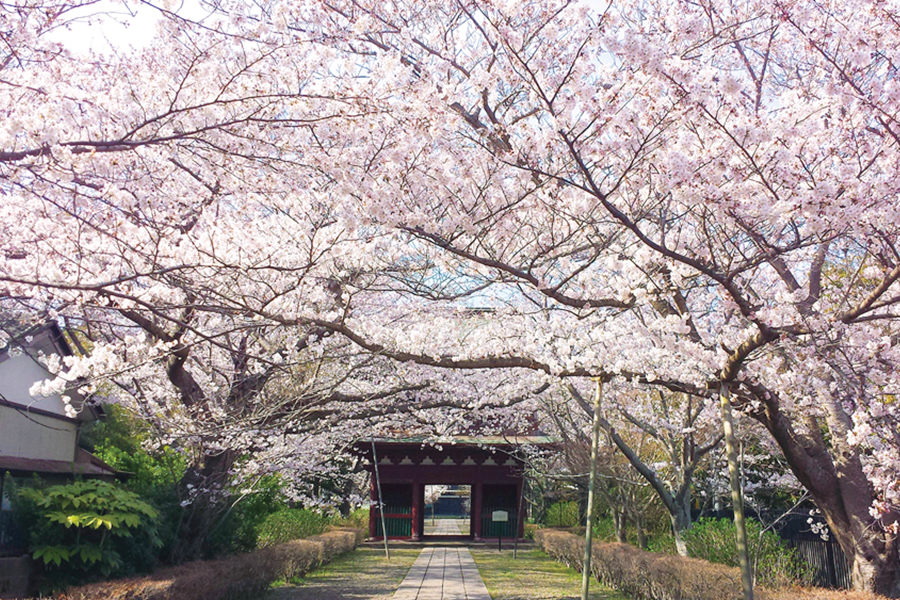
[266,546,421,600]
[470,547,630,600]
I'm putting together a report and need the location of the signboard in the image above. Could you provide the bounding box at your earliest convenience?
[492,510,509,522]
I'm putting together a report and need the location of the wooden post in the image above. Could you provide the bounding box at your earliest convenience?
[411,482,421,541]
[720,384,753,600]
[581,379,603,600]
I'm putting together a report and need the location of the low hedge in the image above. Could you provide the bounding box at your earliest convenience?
[54,528,364,600]
[533,529,887,600]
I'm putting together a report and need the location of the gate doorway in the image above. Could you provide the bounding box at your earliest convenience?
[355,437,548,541]
[424,485,471,537]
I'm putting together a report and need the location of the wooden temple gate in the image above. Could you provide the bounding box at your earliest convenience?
[355,438,531,541]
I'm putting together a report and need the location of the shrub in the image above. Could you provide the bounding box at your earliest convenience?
[683,517,813,587]
[536,528,743,600]
[544,501,580,528]
[255,509,334,548]
[205,475,290,556]
[592,515,618,541]
[16,479,162,592]
[337,507,369,530]
[56,528,364,600]
[533,528,886,600]
[524,523,542,539]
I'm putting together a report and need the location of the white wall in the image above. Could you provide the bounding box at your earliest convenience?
[0,405,77,463]
[0,351,70,418]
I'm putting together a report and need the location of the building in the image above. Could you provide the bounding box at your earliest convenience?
[0,319,118,598]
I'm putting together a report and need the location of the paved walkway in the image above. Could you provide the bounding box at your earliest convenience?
[430,519,462,535]
[392,547,491,600]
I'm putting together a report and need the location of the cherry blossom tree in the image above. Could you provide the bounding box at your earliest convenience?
[3,0,900,592]
[563,382,722,556]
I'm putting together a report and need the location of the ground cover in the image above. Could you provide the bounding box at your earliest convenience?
[264,546,420,600]
[469,547,629,600]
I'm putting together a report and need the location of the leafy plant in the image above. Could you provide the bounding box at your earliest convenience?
[682,517,813,586]
[544,501,580,528]
[79,404,187,494]
[338,507,369,530]
[255,508,335,548]
[19,479,162,590]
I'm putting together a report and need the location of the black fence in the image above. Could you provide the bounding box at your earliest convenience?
[696,509,852,589]
[0,510,27,556]
[783,533,852,589]
[0,510,26,557]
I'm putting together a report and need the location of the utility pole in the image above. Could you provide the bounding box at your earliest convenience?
[720,384,753,600]
[581,379,603,600]
[371,436,390,561]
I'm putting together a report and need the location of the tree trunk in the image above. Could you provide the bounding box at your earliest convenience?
[171,448,237,563]
[671,506,692,557]
[613,509,627,543]
[670,492,693,557]
[749,386,900,597]
[635,512,648,550]
[850,548,900,597]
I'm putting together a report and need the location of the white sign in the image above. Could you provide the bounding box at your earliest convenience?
[491,510,509,522]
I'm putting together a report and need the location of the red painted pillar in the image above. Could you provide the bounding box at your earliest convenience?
[473,480,483,540]
[411,482,421,540]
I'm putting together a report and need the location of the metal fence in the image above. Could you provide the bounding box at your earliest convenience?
[696,509,853,590]
[373,506,412,538]
[0,511,25,557]
[783,533,853,589]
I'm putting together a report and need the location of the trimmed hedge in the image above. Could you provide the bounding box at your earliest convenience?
[54,528,364,600]
[533,529,887,600]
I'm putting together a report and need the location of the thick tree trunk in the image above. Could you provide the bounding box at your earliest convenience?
[849,547,900,597]
[171,448,237,563]
[749,386,900,597]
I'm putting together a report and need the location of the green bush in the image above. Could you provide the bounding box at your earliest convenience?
[205,475,290,555]
[544,501,579,528]
[591,515,617,541]
[337,507,369,530]
[255,509,334,548]
[79,405,187,495]
[17,479,162,592]
[682,517,812,587]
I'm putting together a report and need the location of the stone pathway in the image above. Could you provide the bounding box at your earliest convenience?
[392,547,491,600]
[431,519,462,535]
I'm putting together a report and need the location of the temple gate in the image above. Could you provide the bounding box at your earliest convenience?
[354,437,545,541]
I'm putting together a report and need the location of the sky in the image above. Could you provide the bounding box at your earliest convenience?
[50,0,212,55]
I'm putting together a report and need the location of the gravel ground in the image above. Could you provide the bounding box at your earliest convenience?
[263,546,420,600]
